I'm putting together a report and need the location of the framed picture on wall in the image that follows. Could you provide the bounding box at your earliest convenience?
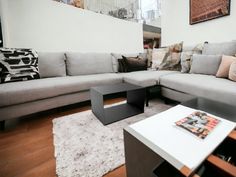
[190,0,231,25]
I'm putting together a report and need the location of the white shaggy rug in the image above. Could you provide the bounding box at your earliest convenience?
[53,99,172,177]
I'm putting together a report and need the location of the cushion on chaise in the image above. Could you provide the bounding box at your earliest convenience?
[121,70,179,87]
[160,73,236,106]
[0,73,123,107]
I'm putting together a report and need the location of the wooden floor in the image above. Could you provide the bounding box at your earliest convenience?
[0,98,126,177]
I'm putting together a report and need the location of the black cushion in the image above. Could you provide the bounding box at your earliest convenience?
[118,58,127,72]
[122,56,147,72]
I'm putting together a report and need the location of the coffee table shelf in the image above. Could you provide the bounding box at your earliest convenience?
[105,104,143,120]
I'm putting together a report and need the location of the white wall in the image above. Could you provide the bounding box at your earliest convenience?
[162,0,236,46]
[147,17,161,28]
[0,0,143,53]
[84,0,138,15]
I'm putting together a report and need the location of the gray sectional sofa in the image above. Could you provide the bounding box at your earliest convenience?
[1,43,236,125]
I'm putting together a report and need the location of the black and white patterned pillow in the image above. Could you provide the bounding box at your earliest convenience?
[0,48,40,83]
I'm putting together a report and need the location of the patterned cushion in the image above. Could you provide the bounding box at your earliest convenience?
[151,48,168,70]
[145,49,153,68]
[180,44,203,73]
[159,42,183,71]
[0,48,39,83]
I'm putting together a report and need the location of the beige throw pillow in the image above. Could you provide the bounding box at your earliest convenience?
[216,55,236,78]
[151,48,168,70]
[229,61,236,82]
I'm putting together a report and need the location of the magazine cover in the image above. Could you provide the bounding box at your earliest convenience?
[175,111,221,139]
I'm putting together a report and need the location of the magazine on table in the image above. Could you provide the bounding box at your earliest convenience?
[175,111,221,139]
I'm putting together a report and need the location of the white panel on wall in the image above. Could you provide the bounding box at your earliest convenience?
[161,0,236,46]
[0,0,10,46]
[0,0,143,53]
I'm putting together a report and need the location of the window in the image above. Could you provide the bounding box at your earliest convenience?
[141,0,161,23]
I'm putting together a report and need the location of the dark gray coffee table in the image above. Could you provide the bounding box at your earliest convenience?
[90,83,145,125]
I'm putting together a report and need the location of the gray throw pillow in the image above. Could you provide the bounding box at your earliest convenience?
[38,52,66,78]
[190,54,222,75]
[66,53,114,76]
[202,41,236,56]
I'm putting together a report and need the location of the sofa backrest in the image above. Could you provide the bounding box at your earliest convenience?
[38,52,66,78]
[65,53,114,76]
[202,41,236,55]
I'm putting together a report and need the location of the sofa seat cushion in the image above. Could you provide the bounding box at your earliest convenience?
[160,73,236,106]
[0,73,123,107]
[121,70,179,87]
